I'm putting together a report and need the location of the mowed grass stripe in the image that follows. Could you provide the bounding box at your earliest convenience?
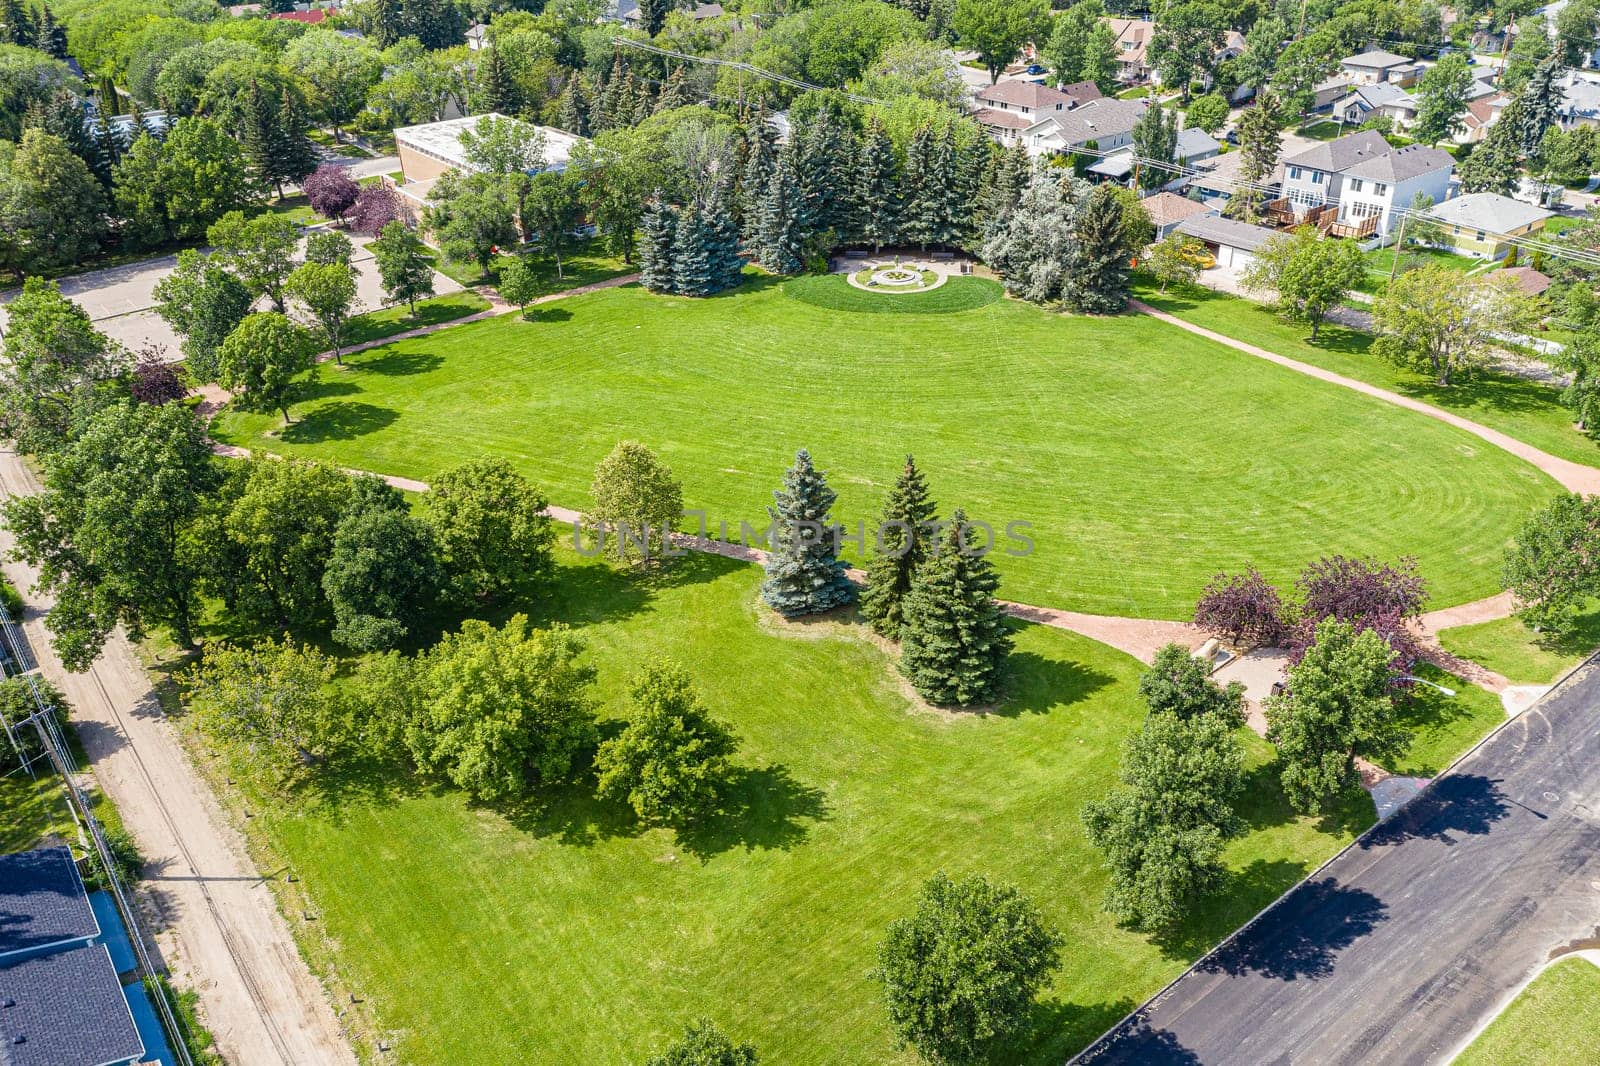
[214,277,1557,618]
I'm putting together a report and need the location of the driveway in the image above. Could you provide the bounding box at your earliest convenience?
[1074,659,1600,1065]
[0,229,459,357]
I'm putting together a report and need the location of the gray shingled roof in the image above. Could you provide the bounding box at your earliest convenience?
[1342,49,1412,68]
[1175,215,1282,252]
[0,848,97,961]
[0,945,144,1066]
[1175,127,1220,159]
[976,80,1080,110]
[1282,129,1394,173]
[1343,143,1453,182]
[1027,97,1149,145]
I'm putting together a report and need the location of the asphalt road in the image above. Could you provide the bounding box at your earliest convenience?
[1076,661,1600,1066]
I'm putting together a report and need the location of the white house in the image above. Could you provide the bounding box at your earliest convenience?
[1278,129,1453,237]
[1330,82,1418,129]
[1557,71,1600,129]
[1339,50,1422,86]
[973,79,1101,145]
[1022,97,1148,157]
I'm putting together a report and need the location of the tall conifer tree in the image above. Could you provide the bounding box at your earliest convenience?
[671,202,714,296]
[757,152,806,274]
[1063,184,1131,313]
[899,509,1012,706]
[860,456,937,638]
[760,449,855,617]
[639,196,679,293]
[854,116,899,252]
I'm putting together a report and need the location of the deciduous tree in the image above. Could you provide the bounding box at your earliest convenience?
[0,278,125,452]
[371,220,435,314]
[425,457,554,601]
[952,0,1049,84]
[1502,493,1600,634]
[645,1020,759,1066]
[185,639,344,784]
[324,504,443,651]
[153,250,253,382]
[1372,266,1541,385]
[286,260,359,364]
[1241,227,1364,341]
[207,210,302,311]
[215,311,316,424]
[1145,232,1204,293]
[585,440,684,564]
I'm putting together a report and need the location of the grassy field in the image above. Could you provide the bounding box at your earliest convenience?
[344,292,490,348]
[1439,603,1600,685]
[1133,278,1600,470]
[431,236,633,290]
[1355,246,1487,294]
[1456,957,1600,1066]
[212,276,1555,619]
[0,768,76,853]
[1383,663,1508,777]
[225,547,1373,1065]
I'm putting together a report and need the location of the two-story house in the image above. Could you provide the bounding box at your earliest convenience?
[1105,18,1156,83]
[972,79,1102,145]
[1277,129,1453,237]
[1330,82,1419,129]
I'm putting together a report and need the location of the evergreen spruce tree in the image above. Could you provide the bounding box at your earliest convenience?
[656,65,693,112]
[854,116,899,252]
[91,112,121,187]
[899,509,1013,707]
[35,5,65,59]
[797,111,851,238]
[952,132,993,249]
[977,143,1031,239]
[23,89,96,173]
[479,47,519,115]
[638,196,680,294]
[96,74,120,117]
[860,456,937,638]
[593,54,629,132]
[639,0,672,36]
[2,0,33,46]
[704,178,745,292]
[623,72,652,126]
[1517,56,1566,155]
[671,201,714,296]
[1063,184,1131,314]
[756,152,806,274]
[899,124,939,250]
[277,85,319,186]
[1130,104,1177,191]
[739,112,778,241]
[243,80,288,199]
[557,73,591,135]
[760,449,856,617]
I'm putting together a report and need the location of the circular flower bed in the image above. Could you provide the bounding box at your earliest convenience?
[846,265,949,294]
[872,267,923,286]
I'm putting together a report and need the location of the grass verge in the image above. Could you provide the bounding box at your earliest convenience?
[1456,957,1600,1066]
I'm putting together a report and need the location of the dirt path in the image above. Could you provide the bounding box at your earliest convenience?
[1129,300,1600,497]
[0,451,359,1066]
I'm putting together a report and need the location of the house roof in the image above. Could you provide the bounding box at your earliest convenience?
[1283,129,1394,173]
[1141,191,1214,227]
[1175,214,1282,252]
[1558,72,1600,118]
[1106,18,1155,62]
[972,107,1033,131]
[1344,143,1453,182]
[0,945,144,1066]
[393,114,587,174]
[1500,266,1552,295]
[1057,79,1105,106]
[0,847,97,960]
[1345,81,1416,109]
[270,8,327,22]
[1342,49,1413,68]
[1175,127,1220,159]
[1425,191,1553,232]
[1184,148,1283,194]
[975,80,1081,110]
[1026,97,1148,147]
[1087,150,1135,178]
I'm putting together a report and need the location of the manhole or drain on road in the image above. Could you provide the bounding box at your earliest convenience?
[1543,791,1561,803]
[1590,881,1600,891]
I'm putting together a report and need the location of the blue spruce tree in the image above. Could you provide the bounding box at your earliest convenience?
[757,152,807,274]
[899,509,1013,706]
[760,449,856,617]
[704,178,745,292]
[672,201,715,296]
[639,195,679,293]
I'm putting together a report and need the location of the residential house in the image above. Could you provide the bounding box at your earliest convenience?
[1330,82,1419,129]
[1309,76,1353,112]
[1106,18,1156,83]
[1022,97,1148,157]
[466,22,489,50]
[1339,49,1423,86]
[1182,147,1283,209]
[973,80,1101,145]
[1557,71,1600,129]
[1142,191,1217,238]
[1175,214,1281,268]
[1276,129,1453,237]
[1541,1,1600,67]
[1175,127,1221,165]
[1423,191,1553,259]
[1501,265,1553,295]
[1455,93,1509,144]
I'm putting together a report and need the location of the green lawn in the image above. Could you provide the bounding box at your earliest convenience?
[1382,663,1507,777]
[344,292,490,349]
[1296,120,1345,140]
[212,275,1557,619]
[1438,602,1600,685]
[226,547,1373,1065]
[1133,278,1600,471]
[1456,957,1600,1066]
[431,236,633,291]
[1355,246,1486,294]
[0,768,76,853]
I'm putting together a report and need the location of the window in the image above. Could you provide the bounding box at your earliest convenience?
[1289,166,1302,179]
[1312,171,1324,184]
[1475,230,1485,241]
[1350,178,1364,192]
[1374,183,1387,195]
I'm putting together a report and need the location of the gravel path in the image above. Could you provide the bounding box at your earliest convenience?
[0,449,359,1066]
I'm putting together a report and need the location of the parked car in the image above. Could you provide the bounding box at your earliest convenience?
[1025,64,1046,75]
[1223,128,1240,145]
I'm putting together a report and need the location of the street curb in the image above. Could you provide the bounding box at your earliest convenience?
[1068,648,1600,1065]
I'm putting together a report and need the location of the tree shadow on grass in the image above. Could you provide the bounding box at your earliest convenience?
[703,271,784,299]
[280,401,398,443]
[1234,756,1375,840]
[1148,857,1309,962]
[1196,876,1388,982]
[993,997,1142,1065]
[674,763,830,861]
[354,350,444,377]
[521,307,572,324]
[998,642,1120,717]
[298,755,438,826]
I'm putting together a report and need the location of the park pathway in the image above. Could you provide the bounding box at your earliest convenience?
[1129,299,1600,496]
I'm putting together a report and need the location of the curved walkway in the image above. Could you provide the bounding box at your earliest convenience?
[1129,300,1600,497]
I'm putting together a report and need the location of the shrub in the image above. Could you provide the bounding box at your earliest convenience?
[1193,566,1285,648]
[349,184,401,235]
[128,349,187,406]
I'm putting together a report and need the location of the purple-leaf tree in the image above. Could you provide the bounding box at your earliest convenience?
[303,164,360,222]
[348,185,402,236]
[1193,566,1285,648]
[1289,555,1428,670]
[128,346,187,405]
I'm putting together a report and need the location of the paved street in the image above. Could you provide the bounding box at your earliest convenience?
[1076,660,1600,1065]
